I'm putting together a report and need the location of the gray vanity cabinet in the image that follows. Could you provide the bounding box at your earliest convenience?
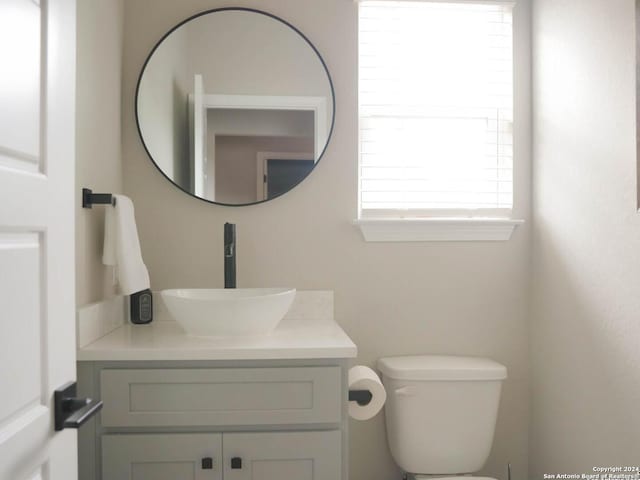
[102,433,222,480]
[223,431,341,480]
[78,360,350,480]
[99,367,341,427]
[102,431,340,480]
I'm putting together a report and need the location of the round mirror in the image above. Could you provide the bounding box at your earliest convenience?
[136,8,335,206]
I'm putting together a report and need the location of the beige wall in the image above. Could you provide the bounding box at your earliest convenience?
[75,0,124,306]
[137,24,190,187]
[530,0,640,476]
[208,109,315,138]
[122,1,531,478]
[185,9,332,103]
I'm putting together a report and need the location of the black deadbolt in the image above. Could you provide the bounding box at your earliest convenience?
[231,457,242,469]
[201,457,213,470]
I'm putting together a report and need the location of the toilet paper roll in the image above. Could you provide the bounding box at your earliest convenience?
[348,365,387,421]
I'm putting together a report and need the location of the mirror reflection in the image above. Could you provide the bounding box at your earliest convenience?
[136,8,334,205]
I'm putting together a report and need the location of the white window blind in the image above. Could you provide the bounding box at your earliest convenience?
[358,1,514,217]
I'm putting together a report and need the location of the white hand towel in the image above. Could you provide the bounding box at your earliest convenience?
[102,194,150,295]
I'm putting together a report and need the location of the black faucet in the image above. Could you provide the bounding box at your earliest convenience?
[224,223,236,288]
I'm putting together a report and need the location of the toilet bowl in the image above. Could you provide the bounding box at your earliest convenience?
[378,355,507,479]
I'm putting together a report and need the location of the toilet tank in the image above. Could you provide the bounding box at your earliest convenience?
[378,355,507,475]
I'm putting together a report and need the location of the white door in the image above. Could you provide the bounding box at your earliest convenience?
[0,0,78,479]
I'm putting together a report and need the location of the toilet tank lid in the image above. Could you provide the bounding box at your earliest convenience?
[377,355,507,381]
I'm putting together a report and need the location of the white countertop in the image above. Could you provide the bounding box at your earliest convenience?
[77,317,357,361]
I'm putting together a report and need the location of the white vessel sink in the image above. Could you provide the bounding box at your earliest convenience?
[160,288,296,336]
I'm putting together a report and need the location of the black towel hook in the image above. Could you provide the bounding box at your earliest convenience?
[82,188,116,208]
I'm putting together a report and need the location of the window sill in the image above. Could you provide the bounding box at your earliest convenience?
[353,218,524,242]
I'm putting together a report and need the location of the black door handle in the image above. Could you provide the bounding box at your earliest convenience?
[231,457,242,469]
[54,381,103,431]
[201,457,214,469]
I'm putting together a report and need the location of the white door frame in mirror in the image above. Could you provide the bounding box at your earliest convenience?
[188,90,327,202]
[189,74,208,198]
[204,94,327,159]
[256,151,315,201]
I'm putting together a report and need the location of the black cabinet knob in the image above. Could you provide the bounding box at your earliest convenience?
[201,457,213,470]
[231,457,242,469]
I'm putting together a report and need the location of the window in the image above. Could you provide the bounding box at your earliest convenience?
[357,1,520,240]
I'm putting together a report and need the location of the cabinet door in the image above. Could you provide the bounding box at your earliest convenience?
[223,431,341,480]
[102,433,222,480]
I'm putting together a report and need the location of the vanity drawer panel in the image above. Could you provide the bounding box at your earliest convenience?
[100,367,342,427]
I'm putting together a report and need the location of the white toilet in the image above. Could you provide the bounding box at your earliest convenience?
[377,355,507,480]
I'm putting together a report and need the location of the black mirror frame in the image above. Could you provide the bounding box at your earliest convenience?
[134,7,336,207]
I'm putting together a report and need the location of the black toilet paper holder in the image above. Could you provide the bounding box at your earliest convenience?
[348,389,373,406]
